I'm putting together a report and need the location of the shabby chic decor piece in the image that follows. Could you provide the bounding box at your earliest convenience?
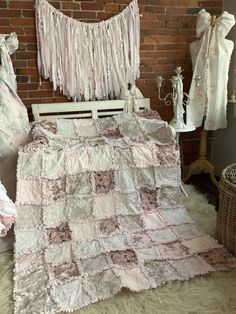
[156,66,201,130]
[14,112,236,314]
[187,9,235,131]
[35,0,140,101]
[0,32,30,201]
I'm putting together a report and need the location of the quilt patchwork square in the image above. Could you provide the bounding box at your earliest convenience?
[68,196,93,221]
[15,228,47,255]
[132,143,159,168]
[140,187,159,212]
[42,150,65,179]
[18,150,43,178]
[17,178,42,205]
[47,222,71,245]
[16,205,42,229]
[110,249,138,267]
[66,147,91,174]
[114,147,134,168]
[135,167,155,188]
[50,262,80,283]
[94,170,115,194]
[90,145,115,171]
[93,193,116,219]
[66,173,92,195]
[74,118,98,137]
[99,217,119,236]
[43,200,67,228]
[45,241,72,266]
[42,177,66,204]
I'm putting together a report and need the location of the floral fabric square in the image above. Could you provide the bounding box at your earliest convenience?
[159,241,190,260]
[140,187,158,212]
[199,248,236,271]
[38,120,57,134]
[47,222,71,245]
[94,170,115,194]
[66,173,91,195]
[43,177,66,204]
[51,262,80,283]
[99,218,119,235]
[110,249,138,267]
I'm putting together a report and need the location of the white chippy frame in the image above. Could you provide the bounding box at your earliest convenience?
[32,99,150,121]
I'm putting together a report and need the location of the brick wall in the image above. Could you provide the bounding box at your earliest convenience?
[1,0,222,164]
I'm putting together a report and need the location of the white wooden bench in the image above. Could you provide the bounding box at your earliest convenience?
[32,98,150,121]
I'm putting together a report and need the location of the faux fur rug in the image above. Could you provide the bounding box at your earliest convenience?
[1,184,236,314]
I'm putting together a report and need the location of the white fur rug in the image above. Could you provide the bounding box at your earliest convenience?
[1,184,236,314]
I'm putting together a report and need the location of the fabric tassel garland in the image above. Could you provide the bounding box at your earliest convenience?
[35,0,141,101]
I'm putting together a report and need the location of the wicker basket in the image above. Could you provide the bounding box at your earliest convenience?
[217,163,236,255]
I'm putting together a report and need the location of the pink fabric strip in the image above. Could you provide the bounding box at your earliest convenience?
[35,0,140,101]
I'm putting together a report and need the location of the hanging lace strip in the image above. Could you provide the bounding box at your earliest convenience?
[35,0,140,101]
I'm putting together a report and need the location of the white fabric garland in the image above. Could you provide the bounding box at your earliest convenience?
[35,0,140,101]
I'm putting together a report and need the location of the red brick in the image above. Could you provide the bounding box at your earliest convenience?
[166,7,187,14]
[62,2,81,10]
[73,11,97,20]
[81,2,104,11]
[22,10,35,18]
[11,18,34,26]
[18,68,38,75]
[0,10,21,17]
[0,18,9,26]
[17,83,39,91]
[0,1,7,8]
[105,3,119,12]
[9,1,34,9]
[16,51,37,60]
[97,12,113,20]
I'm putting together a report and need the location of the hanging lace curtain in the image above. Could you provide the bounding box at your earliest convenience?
[35,0,140,101]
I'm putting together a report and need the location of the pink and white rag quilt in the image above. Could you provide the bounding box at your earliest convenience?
[13,111,236,314]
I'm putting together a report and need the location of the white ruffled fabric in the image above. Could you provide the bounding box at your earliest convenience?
[0,182,16,237]
[0,33,30,201]
[35,0,140,101]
